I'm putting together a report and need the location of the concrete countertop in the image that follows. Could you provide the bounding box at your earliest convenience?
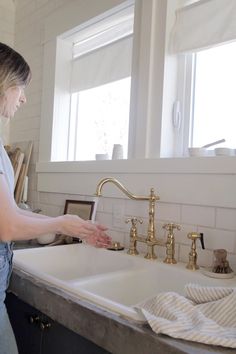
[13,240,42,250]
[8,268,235,354]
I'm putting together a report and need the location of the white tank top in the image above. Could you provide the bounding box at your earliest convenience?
[0,139,14,195]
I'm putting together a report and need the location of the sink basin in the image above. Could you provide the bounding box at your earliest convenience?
[13,244,139,282]
[67,262,236,322]
[13,244,236,323]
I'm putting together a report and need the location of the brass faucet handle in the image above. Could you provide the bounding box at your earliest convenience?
[163,223,180,265]
[126,217,142,256]
[163,223,181,233]
[125,217,143,227]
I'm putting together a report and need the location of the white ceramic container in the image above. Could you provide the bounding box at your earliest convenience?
[37,234,56,245]
[214,148,235,156]
[112,144,123,159]
[188,147,208,157]
[95,153,109,160]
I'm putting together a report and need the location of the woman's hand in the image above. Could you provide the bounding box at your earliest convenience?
[60,214,112,248]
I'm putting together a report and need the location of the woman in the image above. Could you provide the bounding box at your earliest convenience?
[0,42,111,354]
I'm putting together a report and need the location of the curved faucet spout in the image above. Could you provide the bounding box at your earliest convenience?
[95,176,161,259]
[95,177,157,201]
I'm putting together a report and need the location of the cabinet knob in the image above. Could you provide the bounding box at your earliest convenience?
[40,321,52,331]
[29,315,40,324]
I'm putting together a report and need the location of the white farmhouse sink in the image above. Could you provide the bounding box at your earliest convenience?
[13,244,236,323]
[13,244,140,281]
[67,262,236,322]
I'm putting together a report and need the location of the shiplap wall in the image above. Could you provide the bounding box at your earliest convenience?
[0,0,15,143]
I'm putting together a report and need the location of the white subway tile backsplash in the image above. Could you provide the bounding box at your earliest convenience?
[125,199,148,218]
[181,205,215,227]
[174,223,197,245]
[96,212,113,229]
[157,245,166,259]
[123,232,130,249]
[179,244,213,268]
[38,203,61,217]
[178,244,189,264]
[107,230,125,246]
[38,192,67,207]
[196,248,213,268]
[216,208,236,231]
[98,197,119,213]
[197,227,236,253]
[157,202,181,223]
[227,253,236,273]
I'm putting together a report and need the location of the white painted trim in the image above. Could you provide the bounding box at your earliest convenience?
[36,156,236,208]
[36,157,236,174]
[44,0,132,43]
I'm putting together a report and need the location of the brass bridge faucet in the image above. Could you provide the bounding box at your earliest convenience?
[95,177,164,259]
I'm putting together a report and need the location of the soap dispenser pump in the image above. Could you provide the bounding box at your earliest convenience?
[186,232,205,270]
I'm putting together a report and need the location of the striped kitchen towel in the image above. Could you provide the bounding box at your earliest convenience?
[135,284,236,348]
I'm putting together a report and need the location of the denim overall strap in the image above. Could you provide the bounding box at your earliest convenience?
[0,242,18,354]
[0,242,13,302]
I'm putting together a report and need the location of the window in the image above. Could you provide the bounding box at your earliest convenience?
[171,0,236,156]
[51,3,134,162]
[190,42,236,149]
[40,0,171,164]
[68,77,131,161]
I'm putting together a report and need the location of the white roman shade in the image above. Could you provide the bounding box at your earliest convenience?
[170,0,236,54]
[70,35,132,92]
[70,3,134,93]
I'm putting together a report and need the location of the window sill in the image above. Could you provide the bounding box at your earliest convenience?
[36,156,236,175]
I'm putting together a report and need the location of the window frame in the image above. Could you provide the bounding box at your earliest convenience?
[37,0,236,201]
[174,52,196,157]
[39,0,166,163]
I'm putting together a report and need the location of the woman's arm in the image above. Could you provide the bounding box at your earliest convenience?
[16,207,51,219]
[0,174,111,247]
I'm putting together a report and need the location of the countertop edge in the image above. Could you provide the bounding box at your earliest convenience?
[8,268,234,354]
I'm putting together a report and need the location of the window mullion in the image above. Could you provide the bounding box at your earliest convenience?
[74,93,79,160]
[176,53,195,157]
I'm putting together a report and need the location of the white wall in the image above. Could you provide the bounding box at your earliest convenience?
[9,0,236,271]
[0,0,15,144]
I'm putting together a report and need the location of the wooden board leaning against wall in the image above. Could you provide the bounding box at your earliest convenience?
[5,141,33,204]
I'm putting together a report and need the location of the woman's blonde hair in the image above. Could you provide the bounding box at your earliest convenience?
[0,42,31,96]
